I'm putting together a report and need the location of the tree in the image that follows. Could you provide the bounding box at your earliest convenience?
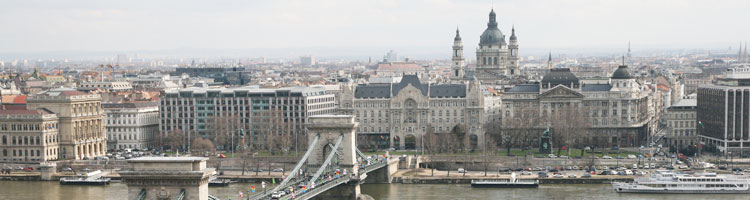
[498,106,542,156]
[158,129,185,152]
[191,138,215,155]
[550,103,590,157]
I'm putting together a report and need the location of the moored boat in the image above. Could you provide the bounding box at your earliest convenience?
[612,170,750,194]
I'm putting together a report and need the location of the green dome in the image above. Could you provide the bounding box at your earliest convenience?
[612,65,633,79]
[479,9,505,47]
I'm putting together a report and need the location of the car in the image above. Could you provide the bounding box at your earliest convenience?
[552,173,564,178]
[548,154,557,158]
[565,166,572,170]
[666,165,675,170]
[574,156,582,159]
[627,154,636,159]
[14,166,24,170]
[549,169,559,173]
[559,155,569,159]
[538,172,548,178]
[573,166,579,170]
[582,173,592,178]
[22,167,34,171]
[273,168,285,172]
[611,146,620,151]
[644,165,650,169]
[733,168,743,172]
[62,167,73,171]
[82,168,91,172]
[602,155,613,159]
[617,171,625,175]
[278,191,286,197]
[625,170,633,175]
[521,171,532,175]
[615,156,624,159]
[632,164,638,169]
[271,192,282,199]
[650,163,657,168]
[568,174,577,178]
[735,171,745,175]
[533,167,543,171]
[458,168,467,173]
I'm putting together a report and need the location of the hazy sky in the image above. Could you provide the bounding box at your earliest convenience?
[1,0,748,55]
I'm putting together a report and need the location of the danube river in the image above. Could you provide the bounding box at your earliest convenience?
[1,181,749,200]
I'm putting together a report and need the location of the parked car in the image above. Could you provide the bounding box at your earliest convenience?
[582,173,592,178]
[548,154,557,158]
[22,167,34,171]
[271,192,282,199]
[272,168,284,172]
[521,171,532,175]
[565,166,572,170]
[538,172,548,178]
[627,154,636,159]
[552,173,564,178]
[615,156,624,159]
[625,170,633,175]
[559,155,569,159]
[568,174,577,178]
[458,168,467,173]
[602,155,613,159]
[62,167,73,171]
[572,166,579,170]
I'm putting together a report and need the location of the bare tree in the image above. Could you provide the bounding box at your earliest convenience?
[550,103,590,156]
[191,138,215,155]
[499,106,542,156]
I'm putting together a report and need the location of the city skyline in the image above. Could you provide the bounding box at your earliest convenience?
[1,0,749,58]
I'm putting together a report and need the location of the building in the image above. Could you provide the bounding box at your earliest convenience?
[77,81,133,92]
[160,86,336,148]
[665,99,697,150]
[300,56,316,66]
[472,9,520,82]
[502,65,653,147]
[26,88,106,160]
[697,65,750,155]
[375,62,423,77]
[0,107,59,163]
[103,102,159,150]
[338,74,493,150]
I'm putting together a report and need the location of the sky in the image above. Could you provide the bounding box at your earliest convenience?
[1,0,748,58]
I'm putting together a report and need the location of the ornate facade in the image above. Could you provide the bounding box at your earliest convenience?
[339,75,498,150]
[502,66,653,147]
[27,88,106,160]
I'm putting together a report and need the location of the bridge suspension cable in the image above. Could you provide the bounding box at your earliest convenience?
[309,135,344,185]
[248,135,320,200]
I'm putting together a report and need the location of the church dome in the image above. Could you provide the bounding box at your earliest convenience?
[541,68,579,88]
[611,65,634,79]
[479,9,505,47]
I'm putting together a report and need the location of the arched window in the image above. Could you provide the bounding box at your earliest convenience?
[483,57,487,65]
[36,136,40,145]
[1,135,5,144]
[494,57,498,65]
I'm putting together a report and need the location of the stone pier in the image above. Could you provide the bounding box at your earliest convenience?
[306,115,360,200]
[119,157,214,200]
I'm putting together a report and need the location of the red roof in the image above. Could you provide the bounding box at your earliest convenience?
[12,95,26,104]
[0,107,52,115]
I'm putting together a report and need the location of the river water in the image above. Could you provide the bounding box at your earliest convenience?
[1,181,749,200]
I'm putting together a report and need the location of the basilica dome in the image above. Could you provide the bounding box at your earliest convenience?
[479,9,505,47]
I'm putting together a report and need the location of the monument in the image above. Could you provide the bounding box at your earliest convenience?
[539,128,553,154]
[119,157,215,200]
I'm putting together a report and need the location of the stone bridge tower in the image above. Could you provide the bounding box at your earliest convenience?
[306,115,361,200]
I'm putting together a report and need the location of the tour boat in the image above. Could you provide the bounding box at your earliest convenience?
[471,173,539,188]
[612,170,750,194]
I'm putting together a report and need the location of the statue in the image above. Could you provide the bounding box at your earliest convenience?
[539,127,552,154]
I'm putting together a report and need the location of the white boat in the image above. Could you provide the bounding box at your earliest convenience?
[471,173,539,188]
[612,170,750,194]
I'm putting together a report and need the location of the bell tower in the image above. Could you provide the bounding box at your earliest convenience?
[508,26,519,75]
[451,28,465,80]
